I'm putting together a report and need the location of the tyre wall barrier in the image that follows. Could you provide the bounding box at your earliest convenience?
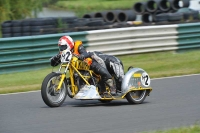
[0,22,200,74]
[133,0,197,23]
[116,10,136,22]
[133,0,190,14]
[83,10,136,23]
[1,18,59,38]
[1,17,107,38]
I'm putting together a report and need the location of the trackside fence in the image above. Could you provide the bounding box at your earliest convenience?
[0,22,200,74]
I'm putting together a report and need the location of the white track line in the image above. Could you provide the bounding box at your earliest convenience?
[1,74,200,96]
[0,90,40,96]
[151,73,200,80]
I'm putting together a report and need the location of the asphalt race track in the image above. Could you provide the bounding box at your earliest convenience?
[0,74,200,133]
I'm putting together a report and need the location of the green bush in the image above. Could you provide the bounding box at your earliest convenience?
[0,0,50,23]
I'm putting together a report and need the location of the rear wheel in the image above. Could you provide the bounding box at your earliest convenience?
[125,90,148,104]
[41,72,67,107]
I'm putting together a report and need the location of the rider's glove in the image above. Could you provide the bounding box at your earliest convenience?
[50,54,61,66]
[78,54,85,60]
[54,54,61,60]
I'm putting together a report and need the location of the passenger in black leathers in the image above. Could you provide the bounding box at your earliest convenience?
[50,36,117,95]
[88,51,125,92]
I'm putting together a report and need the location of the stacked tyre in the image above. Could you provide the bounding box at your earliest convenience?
[53,16,77,32]
[176,8,199,21]
[1,18,58,38]
[83,10,136,24]
[55,17,105,32]
[1,21,12,38]
[23,18,57,36]
[132,0,197,23]
[64,17,106,31]
[11,20,23,37]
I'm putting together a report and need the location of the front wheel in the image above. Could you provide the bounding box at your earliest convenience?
[125,90,149,104]
[41,72,67,107]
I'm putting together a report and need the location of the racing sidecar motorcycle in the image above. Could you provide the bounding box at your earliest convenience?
[41,49,152,107]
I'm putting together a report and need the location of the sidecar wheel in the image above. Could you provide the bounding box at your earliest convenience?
[125,90,148,104]
[41,72,67,107]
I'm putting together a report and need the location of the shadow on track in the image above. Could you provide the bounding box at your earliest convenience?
[61,100,150,108]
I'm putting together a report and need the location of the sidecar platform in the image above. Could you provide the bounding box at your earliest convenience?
[73,84,152,100]
[73,85,121,100]
[74,85,101,100]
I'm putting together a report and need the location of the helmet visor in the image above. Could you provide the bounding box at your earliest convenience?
[59,45,68,51]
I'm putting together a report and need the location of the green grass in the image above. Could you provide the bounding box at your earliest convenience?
[49,0,141,17]
[144,124,200,133]
[119,50,200,78]
[0,50,200,94]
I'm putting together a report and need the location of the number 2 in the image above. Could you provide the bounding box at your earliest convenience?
[141,72,150,87]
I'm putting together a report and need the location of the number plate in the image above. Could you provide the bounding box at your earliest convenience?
[141,72,150,87]
[61,49,72,63]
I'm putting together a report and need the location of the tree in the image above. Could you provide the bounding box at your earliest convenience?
[0,0,50,23]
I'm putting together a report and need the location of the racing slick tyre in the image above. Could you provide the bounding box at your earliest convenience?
[126,90,149,104]
[41,72,67,107]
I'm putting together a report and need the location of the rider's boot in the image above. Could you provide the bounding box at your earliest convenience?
[105,79,116,96]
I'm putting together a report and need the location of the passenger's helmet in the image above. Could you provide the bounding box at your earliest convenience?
[58,36,74,51]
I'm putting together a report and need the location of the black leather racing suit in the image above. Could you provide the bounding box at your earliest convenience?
[89,51,125,91]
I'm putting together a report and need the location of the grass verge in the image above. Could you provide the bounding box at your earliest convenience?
[144,124,200,133]
[49,0,140,17]
[0,50,200,94]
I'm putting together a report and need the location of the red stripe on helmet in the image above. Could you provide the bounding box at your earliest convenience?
[64,36,74,49]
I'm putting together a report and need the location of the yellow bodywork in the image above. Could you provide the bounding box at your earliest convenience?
[56,56,98,96]
[56,56,152,100]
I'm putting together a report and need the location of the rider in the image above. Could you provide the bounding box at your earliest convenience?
[50,35,117,95]
[88,51,125,92]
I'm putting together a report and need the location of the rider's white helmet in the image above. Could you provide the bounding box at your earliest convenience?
[58,36,74,51]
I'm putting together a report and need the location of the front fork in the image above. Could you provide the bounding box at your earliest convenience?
[55,65,96,97]
[55,73,78,96]
[55,67,84,97]
[55,74,66,92]
[55,62,79,96]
